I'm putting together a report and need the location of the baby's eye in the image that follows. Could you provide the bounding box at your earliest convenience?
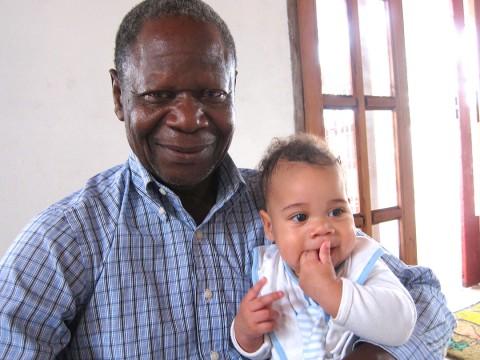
[328,208,345,217]
[292,213,307,222]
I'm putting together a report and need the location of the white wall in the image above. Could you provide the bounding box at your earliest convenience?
[0,0,294,256]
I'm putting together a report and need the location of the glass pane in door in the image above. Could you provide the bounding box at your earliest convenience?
[373,220,400,257]
[324,109,360,213]
[316,0,352,95]
[366,110,398,209]
[358,0,392,96]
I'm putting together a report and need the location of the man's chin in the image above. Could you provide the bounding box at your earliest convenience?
[155,167,217,192]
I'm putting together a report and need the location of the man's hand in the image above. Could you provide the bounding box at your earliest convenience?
[233,277,283,353]
[343,343,395,360]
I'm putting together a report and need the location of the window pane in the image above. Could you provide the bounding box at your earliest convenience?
[316,0,352,95]
[358,0,392,96]
[366,110,398,209]
[324,109,360,213]
[372,220,399,257]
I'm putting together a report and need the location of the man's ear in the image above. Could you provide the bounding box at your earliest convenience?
[259,209,275,243]
[109,69,125,122]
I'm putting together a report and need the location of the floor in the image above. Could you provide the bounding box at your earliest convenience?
[443,284,480,313]
[442,284,480,359]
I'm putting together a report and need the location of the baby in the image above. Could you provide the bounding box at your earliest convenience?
[231,133,417,359]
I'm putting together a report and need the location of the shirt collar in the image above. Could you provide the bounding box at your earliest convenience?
[128,151,157,191]
[127,150,246,211]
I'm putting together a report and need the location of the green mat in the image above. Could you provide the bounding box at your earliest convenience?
[447,301,480,359]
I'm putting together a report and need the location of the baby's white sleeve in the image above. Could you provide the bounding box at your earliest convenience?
[230,319,272,360]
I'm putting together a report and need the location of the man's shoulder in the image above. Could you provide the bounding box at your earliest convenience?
[238,167,264,206]
[239,167,258,177]
[26,162,130,234]
[52,163,128,211]
[6,162,131,266]
[239,168,260,189]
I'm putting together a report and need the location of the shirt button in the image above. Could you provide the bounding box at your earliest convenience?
[159,188,167,196]
[159,207,166,216]
[196,230,203,241]
[210,351,219,360]
[204,288,213,301]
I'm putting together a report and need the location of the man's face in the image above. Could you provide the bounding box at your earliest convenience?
[112,17,236,190]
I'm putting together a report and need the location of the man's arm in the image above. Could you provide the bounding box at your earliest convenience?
[0,212,84,359]
[344,343,395,360]
[377,251,455,358]
[346,235,455,359]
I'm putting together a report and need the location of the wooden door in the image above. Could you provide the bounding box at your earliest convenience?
[454,0,480,287]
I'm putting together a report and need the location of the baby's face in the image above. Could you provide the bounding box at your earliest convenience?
[260,161,356,275]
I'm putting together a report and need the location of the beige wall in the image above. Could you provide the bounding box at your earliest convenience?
[0,0,294,256]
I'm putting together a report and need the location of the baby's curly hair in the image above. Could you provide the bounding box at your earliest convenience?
[258,133,342,206]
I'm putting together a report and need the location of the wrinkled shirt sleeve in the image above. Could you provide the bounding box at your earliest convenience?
[0,210,86,359]
[354,232,456,359]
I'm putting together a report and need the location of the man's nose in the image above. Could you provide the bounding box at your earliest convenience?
[165,92,208,132]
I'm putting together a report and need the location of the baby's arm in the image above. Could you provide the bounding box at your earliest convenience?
[297,240,416,346]
[336,260,417,346]
[231,278,283,356]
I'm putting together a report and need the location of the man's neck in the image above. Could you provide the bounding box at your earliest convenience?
[173,176,218,225]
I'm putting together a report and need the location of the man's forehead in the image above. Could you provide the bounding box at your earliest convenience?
[137,17,222,45]
[131,17,230,61]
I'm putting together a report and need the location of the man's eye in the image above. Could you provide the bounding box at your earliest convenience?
[328,208,345,217]
[292,214,307,222]
[142,91,173,102]
[199,89,229,103]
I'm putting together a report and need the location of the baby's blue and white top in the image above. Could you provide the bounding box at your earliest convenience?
[232,236,417,360]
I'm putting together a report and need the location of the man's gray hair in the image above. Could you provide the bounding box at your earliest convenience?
[114,0,237,80]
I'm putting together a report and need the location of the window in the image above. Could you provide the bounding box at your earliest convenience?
[288,0,417,263]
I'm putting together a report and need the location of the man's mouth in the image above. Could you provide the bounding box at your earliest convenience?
[160,143,212,162]
[164,144,209,153]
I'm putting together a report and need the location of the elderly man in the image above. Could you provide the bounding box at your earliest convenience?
[0,0,454,359]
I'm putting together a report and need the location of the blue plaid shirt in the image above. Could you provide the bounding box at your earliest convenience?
[0,153,455,359]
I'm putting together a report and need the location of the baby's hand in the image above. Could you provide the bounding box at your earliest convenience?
[298,241,342,317]
[233,277,283,353]
[299,241,336,285]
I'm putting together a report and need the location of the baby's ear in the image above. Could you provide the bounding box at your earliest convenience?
[259,210,275,243]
